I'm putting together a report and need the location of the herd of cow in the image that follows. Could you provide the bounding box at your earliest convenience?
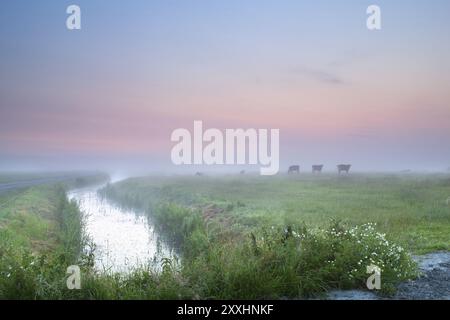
[288,164,351,174]
[194,164,351,176]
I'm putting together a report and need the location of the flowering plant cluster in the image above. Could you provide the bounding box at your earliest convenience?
[321,222,418,292]
[248,220,418,296]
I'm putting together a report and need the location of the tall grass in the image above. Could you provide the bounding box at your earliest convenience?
[2,174,435,299]
[100,182,419,298]
[0,186,86,299]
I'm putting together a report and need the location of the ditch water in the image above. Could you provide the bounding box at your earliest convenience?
[67,183,176,273]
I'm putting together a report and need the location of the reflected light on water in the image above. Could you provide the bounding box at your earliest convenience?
[68,185,176,273]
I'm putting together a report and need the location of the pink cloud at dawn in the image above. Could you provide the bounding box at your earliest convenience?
[1,1,449,172]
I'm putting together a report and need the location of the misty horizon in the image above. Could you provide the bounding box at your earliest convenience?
[1,1,450,173]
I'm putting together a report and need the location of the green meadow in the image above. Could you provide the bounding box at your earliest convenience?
[0,172,448,299]
[103,173,450,254]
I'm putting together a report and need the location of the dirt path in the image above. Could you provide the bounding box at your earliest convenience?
[327,251,450,300]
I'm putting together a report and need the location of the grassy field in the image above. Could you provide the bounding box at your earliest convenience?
[1,172,448,299]
[103,173,450,254]
[0,172,63,184]
[0,187,62,254]
[0,182,194,299]
[0,185,86,298]
[0,173,107,299]
[95,172,450,298]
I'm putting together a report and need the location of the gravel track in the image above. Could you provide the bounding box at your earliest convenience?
[328,251,450,300]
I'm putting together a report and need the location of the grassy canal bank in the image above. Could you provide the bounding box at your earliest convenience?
[1,172,449,299]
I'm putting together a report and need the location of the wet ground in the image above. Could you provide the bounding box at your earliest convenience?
[328,251,450,300]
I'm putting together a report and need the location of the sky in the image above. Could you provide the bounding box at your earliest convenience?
[1,0,450,172]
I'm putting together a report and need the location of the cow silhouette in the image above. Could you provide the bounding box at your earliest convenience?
[195,172,204,176]
[288,165,300,174]
[337,164,351,174]
[312,165,323,173]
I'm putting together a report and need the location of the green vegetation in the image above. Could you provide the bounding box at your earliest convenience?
[0,171,109,190]
[102,173,450,254]
[0,187,61,254]
[0,184,192,299]
[0,185,86,298]
[0,173,108,299]
[1,173,448,299]
[0,172,61,184]
[181,222,416,298]
[96,173,449,298]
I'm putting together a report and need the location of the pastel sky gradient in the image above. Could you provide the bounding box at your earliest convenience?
[1,0,450,171]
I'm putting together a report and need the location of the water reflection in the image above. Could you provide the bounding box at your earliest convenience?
[68,184,176,273]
